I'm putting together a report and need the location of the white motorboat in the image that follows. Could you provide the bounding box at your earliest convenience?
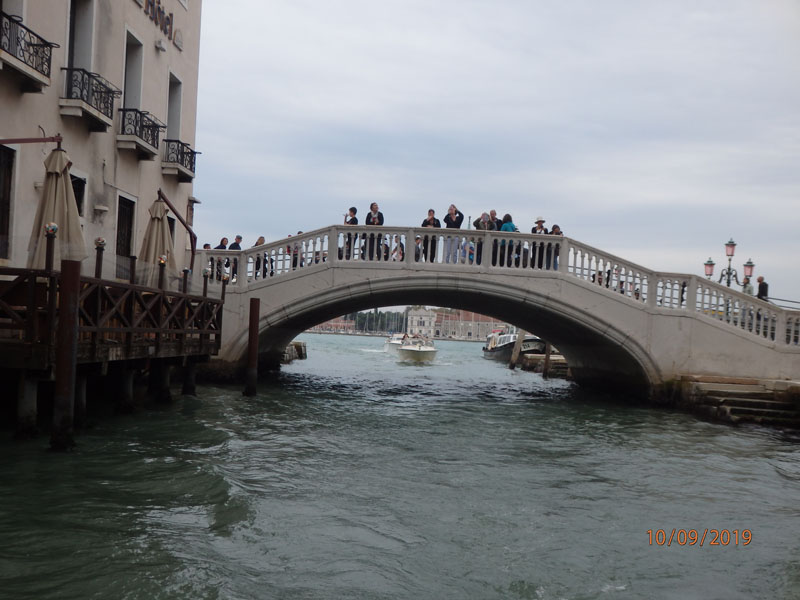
[397,337,437,363]
[482,330,546,361]
[383,333,406,354]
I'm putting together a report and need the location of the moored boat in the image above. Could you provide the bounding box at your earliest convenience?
[397,337,437,363]
[482,330,546,361]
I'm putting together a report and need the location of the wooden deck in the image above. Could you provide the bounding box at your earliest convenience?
[0,266,223,372]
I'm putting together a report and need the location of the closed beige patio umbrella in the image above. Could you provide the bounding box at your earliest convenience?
[138,197,178,288]
[27,148,88,269]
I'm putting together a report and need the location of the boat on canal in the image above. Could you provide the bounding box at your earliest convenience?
[482,330,546,361]
[383,333,406,354]
[397,336,437,363]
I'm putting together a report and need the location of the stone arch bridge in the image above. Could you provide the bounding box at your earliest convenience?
[194,226,800,394]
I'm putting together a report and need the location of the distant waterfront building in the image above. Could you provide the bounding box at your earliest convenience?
[405,307,507,340]
[434,310,507,340]
[0,0,202,278]
[407,307,436,338]
[308,317,355,333]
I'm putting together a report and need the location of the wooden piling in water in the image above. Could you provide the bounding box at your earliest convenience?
[542,342,552,379]
[244,298,260,397]
[74,373,87,429]
[16,371,38,439]
[508,330,525,369]
[182,361,197,396]
[51,259,81,451]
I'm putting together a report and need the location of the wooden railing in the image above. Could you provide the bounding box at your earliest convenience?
[0,265,223,368]
[196,225,800,348]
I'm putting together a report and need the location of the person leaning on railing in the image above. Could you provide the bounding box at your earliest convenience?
[363,203,384,260]
[420,208,441,262]
[342,207,358,260]
[472,212,495,265]
[443,204,464,264]
[548,224,564,270]
[214,237,228,280]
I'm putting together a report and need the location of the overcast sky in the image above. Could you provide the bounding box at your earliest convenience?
[194,0,800,301]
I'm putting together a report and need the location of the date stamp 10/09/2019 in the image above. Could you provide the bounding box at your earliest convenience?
[647,529,752,547]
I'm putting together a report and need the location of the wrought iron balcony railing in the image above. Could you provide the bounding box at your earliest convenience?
[62,68,121,120]
[0,11,57,78]
[163,139,199,174]
[119,108,165,149]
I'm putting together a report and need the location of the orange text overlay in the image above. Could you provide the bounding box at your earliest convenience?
[647,529,752,547]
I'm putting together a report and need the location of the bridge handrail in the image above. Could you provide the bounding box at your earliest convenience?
[192,226,800,347]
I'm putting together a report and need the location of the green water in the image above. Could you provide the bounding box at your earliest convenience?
[1,334,799,599]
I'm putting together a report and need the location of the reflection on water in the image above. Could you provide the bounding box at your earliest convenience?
[0,333,798,599]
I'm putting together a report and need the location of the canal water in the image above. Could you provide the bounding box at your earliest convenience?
[1,334,799,600]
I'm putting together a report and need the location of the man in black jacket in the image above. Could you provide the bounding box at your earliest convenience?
[756,276,769,302]
[420,209,441,262]
[443,204,464,264]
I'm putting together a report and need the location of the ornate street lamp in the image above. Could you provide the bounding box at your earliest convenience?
[704,258,715,279]
[703,239,755,287]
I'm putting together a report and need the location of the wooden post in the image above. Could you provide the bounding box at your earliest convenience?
[202,270,209,297]
[244,298,260,396]
[45,231,56,273]
[182,361,197,396]
[94,243,104,278]
[508,330,525,369]
[542,342,552,379]
[75,373,87,428]
[129,255,137,284]
[118,368,136,413]
[148,360,172,404]
[51,259,81,451]
[158,260,166,290]
[15,371,38,439]
[182,268,190,293]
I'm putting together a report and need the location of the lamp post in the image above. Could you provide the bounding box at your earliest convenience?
[703,239,755,288]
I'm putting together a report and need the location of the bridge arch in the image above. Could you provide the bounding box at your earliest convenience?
[203,226,800,396]
[225,274,662,394]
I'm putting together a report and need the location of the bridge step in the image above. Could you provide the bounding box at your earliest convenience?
[682,375,762,386]
[687,379,800,429]
[699,396,795,410]
[727,405,797,416]
[702,389,776,401]
[693,382,769,395]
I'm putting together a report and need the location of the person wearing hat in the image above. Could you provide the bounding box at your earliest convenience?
[531,217,548,235]
[530,217,548,269]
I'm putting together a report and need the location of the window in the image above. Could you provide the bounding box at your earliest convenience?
[0,146,13,259]
[116,196,135,279]
[70,173,85,216]
[68,0,94,70]
[123,31,143,109]
[167,215,175,241]
[1,0,25,18]
[166,73,182,138]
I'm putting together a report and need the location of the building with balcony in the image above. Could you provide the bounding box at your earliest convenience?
[0,0,202,279]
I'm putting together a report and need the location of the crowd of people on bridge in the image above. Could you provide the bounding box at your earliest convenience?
[202,206,772,303]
